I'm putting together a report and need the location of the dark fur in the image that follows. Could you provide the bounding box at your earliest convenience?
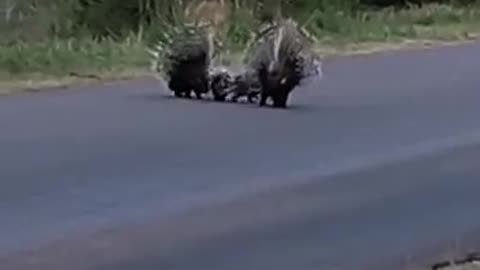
[209,69,261,103]
[244,20,311,109]
[167,51,210,99]
[209,69,232,101]
[228,74,261,103]
[257,59,301,108]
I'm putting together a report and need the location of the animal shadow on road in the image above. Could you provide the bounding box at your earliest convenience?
[129,92,319,113]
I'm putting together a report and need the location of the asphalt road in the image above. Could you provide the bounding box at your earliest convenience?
[1,41,480,270]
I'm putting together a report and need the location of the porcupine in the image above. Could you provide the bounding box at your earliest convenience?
[208,59,263,103]
[243,18,323,108]
[227,68,262,103]
[206,22,275,103]
[208,65,235,102]
[206,23,280,104]
[148,22,222,99]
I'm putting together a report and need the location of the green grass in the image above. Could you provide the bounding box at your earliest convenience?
[311,3,480,46]
[0,35,151,94]
[1,3,480,93]
[0,36,147,77]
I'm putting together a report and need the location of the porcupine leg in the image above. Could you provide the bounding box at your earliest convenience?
[169,83,181,97]
[183,87,193,98]
[259,92,268,107]
[212,84,227,101]
[247,90,259,103]
[258,68,271,107]
[272,96,288,108]
[259,86,272,106]
[169,79,185,98]
[272,90,290,108]
[190,83,200,99]
[225,83,240,103]
[213,92,226,102]
[210,76,226,102]
[230,92,240,103]
[193,84,203,99]
[193,91,202,99]
[193,77,209,99]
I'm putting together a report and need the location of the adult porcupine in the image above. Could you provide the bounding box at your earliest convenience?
[243,18,323,108]
[148,22,222,99]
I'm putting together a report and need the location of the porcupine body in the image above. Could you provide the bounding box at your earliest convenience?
[208,65,261,103]
[243,18,323,108]
[148,23,218,99]
[208,65,235,101]
[227,68,261,103]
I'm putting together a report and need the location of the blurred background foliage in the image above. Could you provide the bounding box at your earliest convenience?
[1,0,479,76]
[1,0,479,46]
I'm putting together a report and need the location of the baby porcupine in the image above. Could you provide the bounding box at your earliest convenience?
[243,18,323,108]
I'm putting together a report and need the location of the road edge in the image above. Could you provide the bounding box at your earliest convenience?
[1,38,478,97]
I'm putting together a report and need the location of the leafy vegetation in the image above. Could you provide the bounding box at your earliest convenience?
[0,0,479,85]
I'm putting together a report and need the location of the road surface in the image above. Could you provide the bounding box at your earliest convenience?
[1,41,480,270]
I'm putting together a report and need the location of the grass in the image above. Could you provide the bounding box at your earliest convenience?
[1,3,480,94]
[310,3,480,57]
[0,35,150,94]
